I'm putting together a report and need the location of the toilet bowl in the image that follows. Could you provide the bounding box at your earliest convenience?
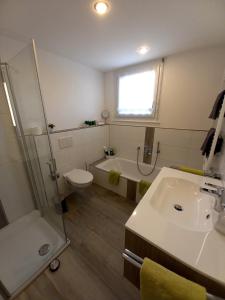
[63,169,93,188]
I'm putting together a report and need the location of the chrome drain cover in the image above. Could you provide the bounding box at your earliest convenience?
[174,204,183,212]
[39,244,50,256]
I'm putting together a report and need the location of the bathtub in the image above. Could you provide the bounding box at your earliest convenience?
[92,157,160,202]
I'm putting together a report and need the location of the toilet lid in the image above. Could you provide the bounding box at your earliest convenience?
[65,169,93,185]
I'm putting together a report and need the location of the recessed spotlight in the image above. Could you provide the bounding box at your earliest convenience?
[93,1,110,15]
[137,45,150,55]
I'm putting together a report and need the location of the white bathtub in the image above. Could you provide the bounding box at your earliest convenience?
[92,157,160,201]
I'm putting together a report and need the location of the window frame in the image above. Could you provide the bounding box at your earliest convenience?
[115,64,160,120]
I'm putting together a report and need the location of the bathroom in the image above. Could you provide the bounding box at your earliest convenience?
[0,0,225,299]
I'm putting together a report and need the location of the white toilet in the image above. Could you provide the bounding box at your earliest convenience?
[63,169,93,189]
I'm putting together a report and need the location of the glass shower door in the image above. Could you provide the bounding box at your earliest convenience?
[8,40,65,232]
[0,41,67,298]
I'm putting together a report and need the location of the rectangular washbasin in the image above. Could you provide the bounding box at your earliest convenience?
[150,177,215,232]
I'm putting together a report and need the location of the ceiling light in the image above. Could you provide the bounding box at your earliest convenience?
[137,46,150,55]
[93,1,110,15]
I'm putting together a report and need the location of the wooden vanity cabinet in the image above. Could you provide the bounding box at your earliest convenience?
[124,229,225,298]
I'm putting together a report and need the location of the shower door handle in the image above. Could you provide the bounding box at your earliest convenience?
[46,161,54,177]
[46,161,59,180]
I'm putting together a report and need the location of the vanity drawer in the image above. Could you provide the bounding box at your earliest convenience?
[124,229,225,298]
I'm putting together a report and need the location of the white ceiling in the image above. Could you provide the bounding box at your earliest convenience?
[1,0,225,71]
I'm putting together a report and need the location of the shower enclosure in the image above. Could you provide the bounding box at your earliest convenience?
[0,41,68,299]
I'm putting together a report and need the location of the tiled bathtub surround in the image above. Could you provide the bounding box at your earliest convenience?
[92,157,160,202]
[109,125,146,162]
[109,125,206,170]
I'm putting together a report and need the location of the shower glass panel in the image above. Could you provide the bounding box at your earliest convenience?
[0,41,67,299]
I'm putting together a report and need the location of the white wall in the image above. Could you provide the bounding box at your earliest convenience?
[0,35,25,62]
[1,34,225,198]
[152,128,205,169]
[109,125,145,161]
[38,49,104,131]
[50,125,109,197]
[0,35,105,131]
[104,46,225,171]
[0,35,106,218]
[105,45,225,130]
[109,125,205,169]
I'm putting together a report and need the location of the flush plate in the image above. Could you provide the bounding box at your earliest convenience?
[58,136,73,149]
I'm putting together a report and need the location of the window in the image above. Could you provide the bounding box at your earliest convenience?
[117,69,157,118]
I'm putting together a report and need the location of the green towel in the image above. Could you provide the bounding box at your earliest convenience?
[108,170,121,186]
[139,180,151,196]
[172,166,204,176]
[140,258,206,300]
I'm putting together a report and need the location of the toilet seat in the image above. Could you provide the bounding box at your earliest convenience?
[64,169,93,188]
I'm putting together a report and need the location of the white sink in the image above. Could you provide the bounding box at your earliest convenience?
[126,167,225,286]
[150,177,215,232]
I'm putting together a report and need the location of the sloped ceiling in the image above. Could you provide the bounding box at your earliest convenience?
[0,0,225,70]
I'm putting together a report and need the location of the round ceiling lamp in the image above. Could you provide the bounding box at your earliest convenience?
[93,1,111,15]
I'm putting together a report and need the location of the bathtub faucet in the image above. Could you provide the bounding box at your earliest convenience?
[137,143,160,156]
[136,146,152,156]
[144,145,152,156]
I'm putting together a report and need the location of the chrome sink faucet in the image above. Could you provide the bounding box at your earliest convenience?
[200,183,225,212]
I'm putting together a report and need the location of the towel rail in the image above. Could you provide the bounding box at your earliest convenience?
[122,249,225,300]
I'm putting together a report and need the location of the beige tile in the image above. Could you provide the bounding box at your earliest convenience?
[109,125,145,161]
[187,149,204,169]
[155,128,191,147]
[157,144,189,164]
[189,131,206,149]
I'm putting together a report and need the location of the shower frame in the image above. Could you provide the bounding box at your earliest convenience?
[0,40,69,299]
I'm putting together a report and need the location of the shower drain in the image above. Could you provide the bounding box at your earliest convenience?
[174,204,183,212]
[39,244,50,256]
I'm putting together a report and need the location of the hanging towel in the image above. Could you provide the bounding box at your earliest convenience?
[139,180,151,196]
[215,135,223,154]
[201,128,215,158]
[201,128,224,158]
[209,90,225,119]
[171,166,204,176]
[140,258,206,300]
[108,170,121,185]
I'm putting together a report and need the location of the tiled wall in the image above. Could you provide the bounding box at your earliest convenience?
[109,125,206,170]
[47,123,205,199]
[50,125,109,196]
[152,128,205,169]
[0,79,34,223]
[109,125,146,161]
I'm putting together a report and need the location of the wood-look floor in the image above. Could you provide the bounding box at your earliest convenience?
[16,184,140,300]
